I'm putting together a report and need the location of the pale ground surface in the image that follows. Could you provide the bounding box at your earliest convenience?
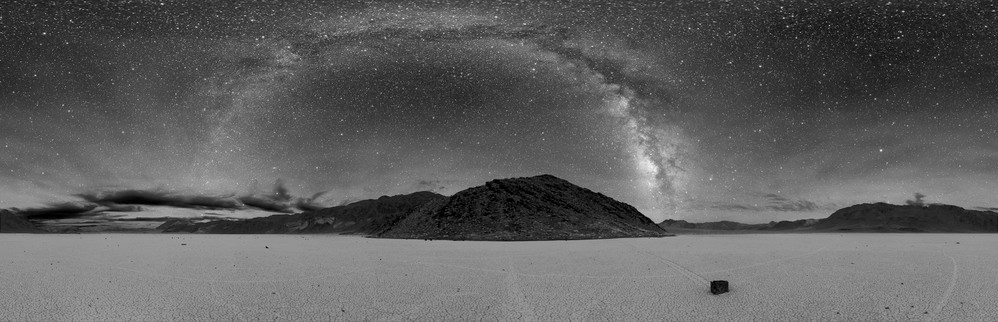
[1,233,996,321]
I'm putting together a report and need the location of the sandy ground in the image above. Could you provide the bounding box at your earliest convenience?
[1,233,996,321]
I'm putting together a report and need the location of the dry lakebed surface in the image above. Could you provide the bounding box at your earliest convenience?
[2,233,996,321]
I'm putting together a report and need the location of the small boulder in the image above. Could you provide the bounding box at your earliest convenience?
[710,280,729,295]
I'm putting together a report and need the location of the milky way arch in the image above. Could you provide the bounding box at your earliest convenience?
[194,6,693,214]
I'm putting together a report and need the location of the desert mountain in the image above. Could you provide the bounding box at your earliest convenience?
[158,191,445,233]
[814,202,998,232]
[0,209,47,233]
[659,202,998,233]
[377,174,671,240]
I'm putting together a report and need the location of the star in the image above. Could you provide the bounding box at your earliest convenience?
[0,0,995,222]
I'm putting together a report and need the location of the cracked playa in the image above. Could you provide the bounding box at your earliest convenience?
[2,233,996,320]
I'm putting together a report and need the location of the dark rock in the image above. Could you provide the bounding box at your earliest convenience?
[711,280,729,295]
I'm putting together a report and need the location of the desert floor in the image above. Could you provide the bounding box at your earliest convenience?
[2,233,996,321]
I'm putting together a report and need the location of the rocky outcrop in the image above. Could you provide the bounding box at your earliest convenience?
[377,175,671,240]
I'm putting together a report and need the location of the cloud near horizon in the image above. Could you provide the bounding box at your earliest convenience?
[12,202,99,220]
[709,193,831,213]
[11,180,331,219]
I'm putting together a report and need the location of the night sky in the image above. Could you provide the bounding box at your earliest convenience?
[2,1,996,223]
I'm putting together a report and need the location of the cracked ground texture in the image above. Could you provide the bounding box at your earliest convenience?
[1,234,995,321]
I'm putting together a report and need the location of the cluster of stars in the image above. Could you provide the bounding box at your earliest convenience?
[1,0,995,221]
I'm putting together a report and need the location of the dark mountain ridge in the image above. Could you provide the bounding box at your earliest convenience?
[377,174,671,240]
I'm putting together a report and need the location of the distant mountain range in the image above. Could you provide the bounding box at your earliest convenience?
[813,202,998,232]
[659,218,819,231]
[660,203,998,233]
[5,177,997,236]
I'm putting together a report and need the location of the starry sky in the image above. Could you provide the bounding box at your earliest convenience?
[2,0,996,223]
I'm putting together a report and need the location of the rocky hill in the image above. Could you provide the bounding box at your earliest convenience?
[377,175,671,240]
[814,202,998,232]
[158,191,445,234]
[0,209,47,233]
